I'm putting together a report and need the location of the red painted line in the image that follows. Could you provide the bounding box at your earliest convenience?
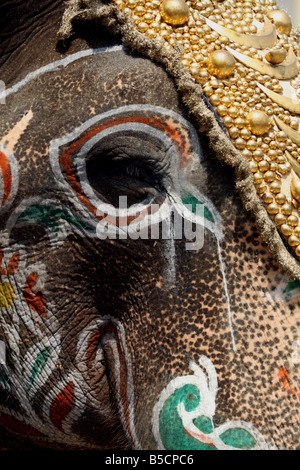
[0,151,12,205]
[0,249,20,276]
[23,272,47,318]
[278,367,300,399]
[184,426,217,448]
[49,381,75,432]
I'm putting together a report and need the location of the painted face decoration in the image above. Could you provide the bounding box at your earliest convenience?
[48,104,221,242]
[152,355,273,450]
[0,44,287,450]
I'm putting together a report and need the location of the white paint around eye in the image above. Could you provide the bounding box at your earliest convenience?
[75,121,181,214]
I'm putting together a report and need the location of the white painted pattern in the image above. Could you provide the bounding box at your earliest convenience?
[152,355,273,450]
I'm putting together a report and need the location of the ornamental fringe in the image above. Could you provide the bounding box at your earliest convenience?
[58,0,300,281]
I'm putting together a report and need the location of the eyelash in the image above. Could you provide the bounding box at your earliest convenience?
[122,162,142,179]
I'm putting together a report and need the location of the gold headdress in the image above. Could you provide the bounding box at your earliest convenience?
[59,0,300,279]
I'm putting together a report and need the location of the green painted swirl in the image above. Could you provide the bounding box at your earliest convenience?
[159,384,258,450]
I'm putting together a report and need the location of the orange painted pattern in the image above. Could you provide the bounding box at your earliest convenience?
[49,381,75,432]
[278,367,300,399]
[23,272,47,318]
[0,151,12,206]
[0,247,20,276]
[184,427,217,448]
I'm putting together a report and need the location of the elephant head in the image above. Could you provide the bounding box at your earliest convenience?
[0,0,300,450]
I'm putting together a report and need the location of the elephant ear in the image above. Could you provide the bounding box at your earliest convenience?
[58,0,300,281]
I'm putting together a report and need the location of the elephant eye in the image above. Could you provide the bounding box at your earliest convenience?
[51,107,201,223]
[84,131,168,207]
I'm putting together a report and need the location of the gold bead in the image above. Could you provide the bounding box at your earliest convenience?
[190,64,201,76]
[288,235,300,247]
[206,50,236,79]
[242,149,252,160]
[210,94,221,106]
[253,150,264,162]
[281,224,293,237]
[240,128,251,140]
[235,117,245,129]
[136,21,149,32]
[228,107,239,118]
[246,139,257,151]
[270,162,278,172]
[287,215,299,227]
[222,96,232,107]
[263,192,274,204]
[270,182,282,195]
[282,203,293,216]
[291,176,300,203]
[160,0,189,26]
[235,138,246,150]
[275,213,286,225]
[278,164,290,175]
[146,29,157,38]
[275,192,286,204]
[295,245,300,257]
[258,160,270,172]
[265,48,287,65]
[257,183,267,194]
[223,116,233,128]
[267,203,279,215]
[249,161,258,173]
[216,105,228,116]
[264,171,276,183]
[246,111,271,136]
[277,131,287,142]
[253,172,263,184]
[229,127,240,139]
[203,86,214,96]
[268,10,292,36]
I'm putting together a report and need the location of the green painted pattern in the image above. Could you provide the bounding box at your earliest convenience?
[28,347,52,388]
[159,384,258,450]
[193,415,213,435]
[283,279,300,295]
[159,384,216,450]
[17,205,94,234]
[220,427,257,450]
[181,194,215,223]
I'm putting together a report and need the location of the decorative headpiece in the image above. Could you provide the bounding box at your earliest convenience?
[59,0,300,280]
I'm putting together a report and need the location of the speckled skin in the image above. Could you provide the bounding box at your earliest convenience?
[0,1,299,450]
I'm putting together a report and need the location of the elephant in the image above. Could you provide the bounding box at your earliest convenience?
[0,0,300,450]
